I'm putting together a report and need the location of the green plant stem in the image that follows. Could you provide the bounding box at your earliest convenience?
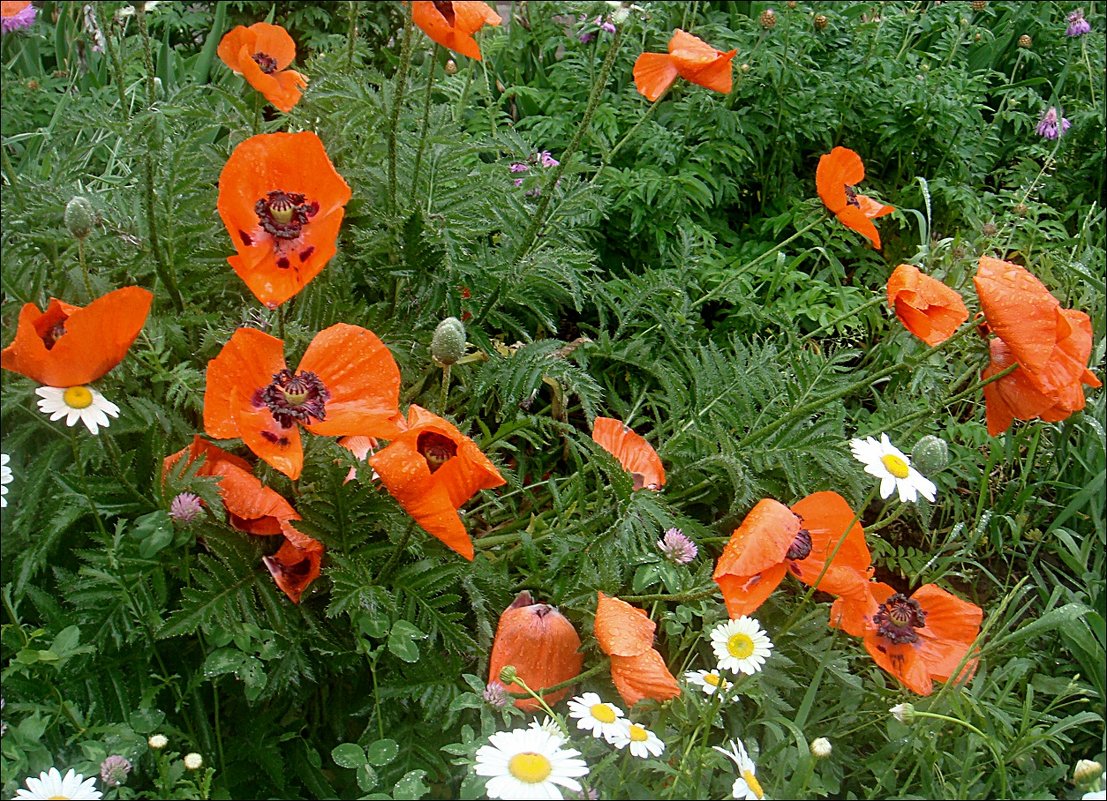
[455,57,477,122]
[621,587,717,604]
[799,294,886,343]
[507,660,608,699]
[1,145,25,206]
[94,3,129,117]
[906,710,1008,797]
[411,44,442,198]
[388,4,415,213]
[77,238,94,300]
[346,1,358,67]
[439,363,452,413]
[71,433,110,540]
[1081,37,1097,108]
[590,92,667,184]
[376,520,417,582]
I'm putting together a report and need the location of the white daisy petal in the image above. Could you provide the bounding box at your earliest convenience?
[566,692,624,742]
[34,386,120,437]
[15,766,103,800]
[474,726,589,800]
[852,432,936,505]
[709,617,774,675]
[879,474,897,499]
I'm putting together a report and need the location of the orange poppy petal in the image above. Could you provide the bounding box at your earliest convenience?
[633,53,680,102]
[263,520,323,603]
[668,30,735,94]
[594,592,655,657]
[1,287,153,387]
[402,406,505,507]
[828,576,878,638]
[856,194,895,220]
[835,205,883,249]
[249,22,297,69]
[609,650,681,708]
[211,459,299,533]
[235,401,304,480]
[2,2,31,16]
[680,51,735,94]
[863,638,934,696]
[816,147,865,215]
[715,563,788,619]
[983,339,1073,435]
[713,499,799,583]
[488,594,583,711]
[973,256,1059,375]
[913,584,982,645]
[591,417,665,490]
[789,491,872,593]
[217,25,254,74]
[203,327,286,441]
[887,264,969,346]
[411,0,500,60]
[668,29,720,62]
[299,324,402,439]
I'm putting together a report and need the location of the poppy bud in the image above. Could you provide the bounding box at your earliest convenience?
[814,14,828,30]
[65,196,95,240]
[431,316,466,366]
[1013,202,1028,217]
[981,222,997,237]
[444,58,458,75]
[1018,34,1032,48]
[759,9,777,28]
[911,436,949,473]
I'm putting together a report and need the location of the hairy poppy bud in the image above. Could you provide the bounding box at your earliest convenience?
[65,196,95,240]
[431,316,466,366]
[911,435,949,473]
[444,58,458,75]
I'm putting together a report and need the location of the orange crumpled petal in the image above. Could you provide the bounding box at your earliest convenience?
[887,264,969,346]
[411,1,502,61]
[815,147,894,249]
[591,416,666,490]
[594,592,680,707]
[217,22,308,112]
[633,29,735,101]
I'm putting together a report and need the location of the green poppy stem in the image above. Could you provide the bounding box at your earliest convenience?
[388,4,415,213]
[411,44,442,199]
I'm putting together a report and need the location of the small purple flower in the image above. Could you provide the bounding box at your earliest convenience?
[510,162,529,173]
[599,18,617,35]
[1,3,36,33]
[100,755,132,788]
[483,680,509,708]
[1066,8,1091,37]
[579,30,596,43]
[513,177,525,188]
[169,492,204,524]
[537,151,560,168]
[1035,106,1072,140]
[657,527,697,564]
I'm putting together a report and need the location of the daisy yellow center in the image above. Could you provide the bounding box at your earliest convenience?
[704,673,722,687]
[628,724,648,742]
[63,386,94,409]
[743,769,765,799]
[881,453,910,479]
[508,752,552,784]
[727,632,755,659]
[590,703,616,724]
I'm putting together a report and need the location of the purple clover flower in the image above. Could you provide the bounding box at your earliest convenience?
[1066,8,1091,37]
[170,492,204,524]
[657,527,698,564]
[1,3,36,33]
[1035,106,1072,140]
[100,755,132,788]
[483,680,510,708]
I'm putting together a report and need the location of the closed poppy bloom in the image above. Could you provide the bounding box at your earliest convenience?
[592,416,665,490]
[816,146,895,250]
[411,1,502,61]
[488,592,584,711]
[1,287,153,387]
[369,404,505,561]
[834,582,982,696]
[217,22,307,113]
[633,29,736,101]
[217,132,352,308]
[594,592,681,707]
[974,256,1101,410]
[713,492,873,619]
[886,264,969,346]
[204,324,402,481]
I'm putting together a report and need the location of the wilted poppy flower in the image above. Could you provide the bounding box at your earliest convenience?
[713,492,873,619]
[592,416,665,490]
[1,287,153,387]
[411,1,502,61]
[886,264,969,346]
[633,29,736,101]
[816,147,895,250]
[594,592,681,707]
[487,591,584,711]
[204,324,401,480]
[163,437,323,602]
[369,404,505,560]
[217,132,352,308]
[217,22,307,112]
[833,582,982,696]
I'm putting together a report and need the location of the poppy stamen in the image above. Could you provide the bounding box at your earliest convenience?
[873,592,927,644]
[251,51,278,74]
[786,528,813,561]
[41,322,68,350]
[844,185,861,208]
[417,431,458,472]
[261,368,330,428]
[255,190,319,240]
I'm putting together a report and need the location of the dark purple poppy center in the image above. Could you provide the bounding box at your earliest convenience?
[873,593,926,645]
[260,368,330,428]
[255,190,320,241]
[252,51,278,74]
[264,554,312,579]
[786,528,813,561]
[844,185,861,208]
[42,321,68,350]
[433,0,456,26]
[417,431,458,473]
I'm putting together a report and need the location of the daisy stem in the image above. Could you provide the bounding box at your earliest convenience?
[411,45,442,199]
[375,520,418,582]
[388,3,415,213]
[77,237,94,300]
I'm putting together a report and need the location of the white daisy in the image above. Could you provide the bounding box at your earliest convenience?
[528,716,567,746]
[35,385,120,436]
[710,617,773,675]
[1,453,12,508]
[849,433,937,503]
[15,767,103,800]
[714,740,765,800]
[608,719,665,759]
[684,668,735,697]
[474,726,589,800]
[566,692,625,742]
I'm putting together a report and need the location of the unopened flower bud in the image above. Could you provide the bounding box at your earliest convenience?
[444,58,458,75]
[1018,34,1032,48]
[890,703,915,723]
[431,316,466,366]
[786,1,797,8]
[100,755,132,787]
[1013,202,1028,217]
[814,14,828,30]
[971,0,987,10]
[911,435,950,473]
[760,8,777,28]
[148,733,168,749]
[740,63,750,73]
[498,665,518,685]
[184,752,203,770]
[981,222,998,237]
[810,737,832,759]
[1074,760,1104,785]
[65,196,95,240]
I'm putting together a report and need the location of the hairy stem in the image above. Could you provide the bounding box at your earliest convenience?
[388,4,415,213]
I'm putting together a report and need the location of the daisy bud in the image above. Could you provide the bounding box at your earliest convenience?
[1075,760,1104,785]
[911,435,949,473]
[498,665,518,685]
[100,754,132,787]
[184,752,203,770]
[1018,34,1032,48]
[64,196,95,240]
[431,316,466,366]
[890,703,915,724]
[444,58,458,75]
[810,737,832,759]
[148,733,168,749]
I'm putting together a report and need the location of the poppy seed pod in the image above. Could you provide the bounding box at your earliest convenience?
[64,196,95,240]
[431,316,466,365]
[911,435,949,473]
[488,592,583,711]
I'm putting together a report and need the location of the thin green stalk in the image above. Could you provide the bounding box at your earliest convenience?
[94,3,128,117]
[799,294,885,343]
[346,1,359,67]
[411,44,442,198]
[376,520,417,582]
[439,364,452,413]
[1,145,25,206]
[507,660,608,698]
[388,4,415,212]
[621,587,717,604]
[589,92,667,186]
[480,46,497,133]
[1081,37,1097,108]
[901,709,1009,797]
[454,57,476,122]
[77,238,94,300]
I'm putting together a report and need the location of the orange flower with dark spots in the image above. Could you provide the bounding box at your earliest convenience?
[369,405,506,560]
[633,29,736,101]
[713,492,873,619]
[412,1,502,61]
[487,592,584,711]
[217,22,307,113]
[816,147,895,250]
[886,264,969,346]
[204,324,401,481]
[1,287,153,387]
[591,417,665,491]
[217,132,351,308]
[594,592,681,708]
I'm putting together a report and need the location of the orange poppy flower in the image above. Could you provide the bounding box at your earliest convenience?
[816,147,895,250]
[833,582,982,696]
[368,404,506,561]
[713,492,873,619]
[487,592,584,711]
[204,324,401,481]
[594,592,681,707]
[411,1,502,61]
[163,437,322,602]
[591,417,665,491]
[2,2,30,17]
[886,264,969,346]
[338,435,379,484]
[217,22,307,113]
[974,256,1101,412]
[633,29,736,102]
[1,287,153,387]
[217,132,352,308]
